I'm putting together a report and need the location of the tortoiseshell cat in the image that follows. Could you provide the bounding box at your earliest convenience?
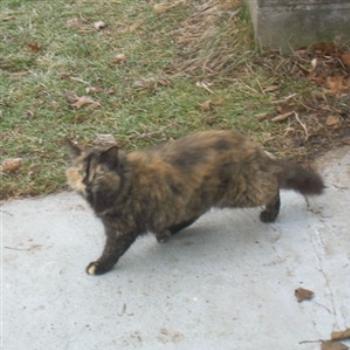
[66,130,324,275]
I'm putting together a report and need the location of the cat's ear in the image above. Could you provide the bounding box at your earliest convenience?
[99,145,124,169]
[65,139,82,157]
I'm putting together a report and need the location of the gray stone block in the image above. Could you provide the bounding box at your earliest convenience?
[247,0,350,51]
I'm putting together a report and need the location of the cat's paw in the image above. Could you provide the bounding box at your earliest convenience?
[86,261,112,275]
[259,210,278,223]
[155,230,172,243]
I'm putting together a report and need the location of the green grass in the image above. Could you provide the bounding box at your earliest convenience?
[0,0,316,199]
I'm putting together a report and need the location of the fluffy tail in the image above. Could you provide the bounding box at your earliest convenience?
[275,160,325,195]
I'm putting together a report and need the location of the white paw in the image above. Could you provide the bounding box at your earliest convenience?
[86,262,97,275]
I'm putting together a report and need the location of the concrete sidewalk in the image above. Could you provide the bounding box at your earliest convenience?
[2,147,350,350]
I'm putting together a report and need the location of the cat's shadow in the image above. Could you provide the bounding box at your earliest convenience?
[119,212,274,273]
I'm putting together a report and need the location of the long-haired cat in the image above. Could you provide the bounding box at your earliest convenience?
[66,130,324,275]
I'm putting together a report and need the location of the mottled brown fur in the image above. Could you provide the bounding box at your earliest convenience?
[66,130,324,275]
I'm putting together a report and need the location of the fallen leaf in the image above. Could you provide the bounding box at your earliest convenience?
[321,340,349,350]
[342,137,350,145]
[153,3,170,14]
[326,115,341,128]
[112,53,127,64]
[85,86,103,94]
[263,85,279,93]
[195,81,214,94]
[331,328,350,341]
[27,42,41,53]
[199,100,213,112]
[0,158,23,173]
[133,78,157,90]
[340,52,350,67]
[2,15,16,21]
[295,287,314,302]
[153,0,185,14]
[256,112,270,121]
[199,98,223,112]
[127,19,144,32]
[133,76,170,91]
[158,78,171,86]
[311,58,318,70]
[10,71,29,79]
[66,17,83,29]
[72,96,100,109]
[106,88,115,95]
[64,91,78,104]
[312,42,337,55]
[271,111,295,122]
[94,20,107,30]
[326,76,348,94]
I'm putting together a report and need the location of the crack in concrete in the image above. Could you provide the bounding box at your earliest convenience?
[311,226,342,329]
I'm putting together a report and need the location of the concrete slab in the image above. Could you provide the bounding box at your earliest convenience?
[2,147,350,350]
[247,0,350,51]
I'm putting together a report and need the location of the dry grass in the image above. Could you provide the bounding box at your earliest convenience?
[1,0,349,199]
[169,0,251,79]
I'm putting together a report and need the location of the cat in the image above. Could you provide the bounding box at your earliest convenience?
[66,130,324,275]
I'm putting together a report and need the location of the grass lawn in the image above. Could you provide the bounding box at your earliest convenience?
[1,0,348,199]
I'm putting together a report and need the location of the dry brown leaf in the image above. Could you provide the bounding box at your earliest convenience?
[2,15,16,21]
[263,85,279,93]
[199,100,213,112]
[321,340,349,350]
[133,78,157,90]
[195,81,214,94]
[340,52,350,67]
[127,19,144,33]
[71,96,100,109]
[331,328,350,341]
[153,0,185,14]
[66,17,83,29]
[158,78,171,87]
[256,112,270,121]
[295,287,314,302]
[85,86,103,94]
[326,76,348,94]
[326,115,341,128]
[106,88,115,95]
[64,91,78,104]
[271,111,295,123]
[94,20,107,30]
[27,42,41,53]
[1,158,23,173]
[112,53,127,64]
[311,58,318,70]
[199,98,223,112]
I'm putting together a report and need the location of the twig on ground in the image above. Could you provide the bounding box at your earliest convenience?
[294,112,309,141]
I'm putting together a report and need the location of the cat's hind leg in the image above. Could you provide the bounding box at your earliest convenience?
[155,229,172,243]
[168,217,199,235]
[260,191,280,223]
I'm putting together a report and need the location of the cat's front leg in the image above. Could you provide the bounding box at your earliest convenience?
[86,230,138,275]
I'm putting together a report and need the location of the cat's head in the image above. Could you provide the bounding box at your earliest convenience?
[65,140,127,211]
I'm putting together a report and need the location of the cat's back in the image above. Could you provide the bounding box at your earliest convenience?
[154,130,259,165]
[126,130,264,178]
